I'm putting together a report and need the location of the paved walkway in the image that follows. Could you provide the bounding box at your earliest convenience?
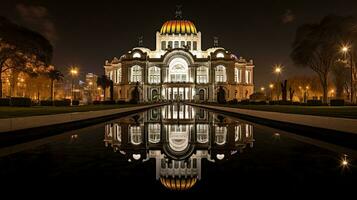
[0,104,164,133]
[188,103,357,134]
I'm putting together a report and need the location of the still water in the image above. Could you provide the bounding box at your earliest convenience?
[0,104,356,194]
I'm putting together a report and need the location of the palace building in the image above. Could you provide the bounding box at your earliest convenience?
[104,10,255,102]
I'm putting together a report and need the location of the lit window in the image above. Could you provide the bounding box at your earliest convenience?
[168,58,189,83]
[215,65,226,83]
[133,52,141,58]
[197,66,208,83]
[168,41,173,48]
[130,126,142,145]
[234,68,242,83]
[216,52,224,58]
[148,123,161,144]
[148,66,160,84]
[131,65,142,82]
[215,126,227,145]
[197,124,209,143]
[115,68,122,83]
[245,69,252,84]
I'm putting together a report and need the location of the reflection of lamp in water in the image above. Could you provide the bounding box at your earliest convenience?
[341,154,349,168]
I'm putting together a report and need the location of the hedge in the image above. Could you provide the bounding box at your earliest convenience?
[0,98,11,106]
[10,97,32,107]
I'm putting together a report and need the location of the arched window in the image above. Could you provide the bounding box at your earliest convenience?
[169,58,188,83]
[216,52,224,58]
[235,125,242,142]
[215,126,227,145]
[115,68,122,83]
[148,123,161,144]
[215,65,226,83]
[133,52,141,58]
[245,69,252,84]
[131,65,142,83]
[234,68,242,83]
[148,66,160,84]
[197,124,209,144]
[199,89,205,101]
[197,66,208,83]
[130,126,142,145]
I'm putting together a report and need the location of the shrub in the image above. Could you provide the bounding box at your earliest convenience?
[93,101,101,105]
[102,100,116,105]
[306,100,323,106]
[72,100,80,106]
[0,98,11,106]
[330,99,345,106]
[239,99,250,105]
[54,99,71,106]
[40,100,53,106]
[10,97,32,107]
[228,99,238,105]
[116,100,126,104]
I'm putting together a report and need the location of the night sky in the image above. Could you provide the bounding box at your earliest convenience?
[1,0,357,87]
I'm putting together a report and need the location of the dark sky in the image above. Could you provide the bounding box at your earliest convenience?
[2,0,357,87]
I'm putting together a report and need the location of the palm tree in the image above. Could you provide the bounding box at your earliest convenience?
[97,75,111,100]
[47,69,64,101]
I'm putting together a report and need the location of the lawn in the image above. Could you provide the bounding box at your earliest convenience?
[0,104,141,119]
[203,104,357,119]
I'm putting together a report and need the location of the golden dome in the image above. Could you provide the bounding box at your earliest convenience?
[160,20,197,35]
[160,177,197,191]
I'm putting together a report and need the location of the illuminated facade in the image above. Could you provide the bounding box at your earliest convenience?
[104,11,255,102]
[104,104,255,191]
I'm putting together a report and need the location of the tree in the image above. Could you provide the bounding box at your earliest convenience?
[130,82,140,104]
[47,68,64,101]
[281,80,288,101]
[97,75,111,100]
[291,15,353,103]
[0,16,53,98]
[217,86,226,104]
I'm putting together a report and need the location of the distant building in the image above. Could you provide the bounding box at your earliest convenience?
[104,10,254,102]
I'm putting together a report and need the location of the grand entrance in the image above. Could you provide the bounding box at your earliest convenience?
[163,87,194,101]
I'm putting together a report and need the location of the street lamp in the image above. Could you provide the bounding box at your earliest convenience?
[70,67,79,101]
[341,44,354,103]
[269,83,274,100]
[273,64,283,100]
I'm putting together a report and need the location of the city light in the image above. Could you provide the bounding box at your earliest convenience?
[341,45,349,53]
[261,87,265,92]
[274,65,282,74]
[269,84,274,89]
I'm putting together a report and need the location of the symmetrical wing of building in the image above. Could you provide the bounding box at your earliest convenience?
[104,104,255,191]
[104,13,255,102]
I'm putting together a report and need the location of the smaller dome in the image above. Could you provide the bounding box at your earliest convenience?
[160,20,197,35]
[160,177,197,191]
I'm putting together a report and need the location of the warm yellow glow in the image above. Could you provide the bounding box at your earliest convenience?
[260,87,265,91]
[330,89,335,93]
[306,86,310,90]
[341,45,349,53]
[299,86,302,90]
[70,67,79,76]
[89,82,93,86]
[274,65,283,74]
[342,160,348,166]
[97,87,101,90]
[269,84,274,89]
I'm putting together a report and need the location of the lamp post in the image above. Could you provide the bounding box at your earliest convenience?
[70,67,78,102]
[341,45,354,103]
[269,83,274,100]
[274,65,282,100]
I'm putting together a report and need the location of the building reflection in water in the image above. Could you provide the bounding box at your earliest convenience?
[104,104,255,191]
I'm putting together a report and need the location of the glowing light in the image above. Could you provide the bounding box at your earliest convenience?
[216,154,225,160]
[341,154,349,168]
[341,45,349,53]
[306,86,310,90]
[133,52,141,58]
[260,87,265,92]
[216,52,224,58]
[269,84,274,89]
[133,154,141,160]
[70,67,79,76]
[274,65,283,74]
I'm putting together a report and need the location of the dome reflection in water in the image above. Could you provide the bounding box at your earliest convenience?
[104,104,254,191]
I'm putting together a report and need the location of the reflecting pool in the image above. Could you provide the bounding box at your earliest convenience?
[0,104,356,195]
